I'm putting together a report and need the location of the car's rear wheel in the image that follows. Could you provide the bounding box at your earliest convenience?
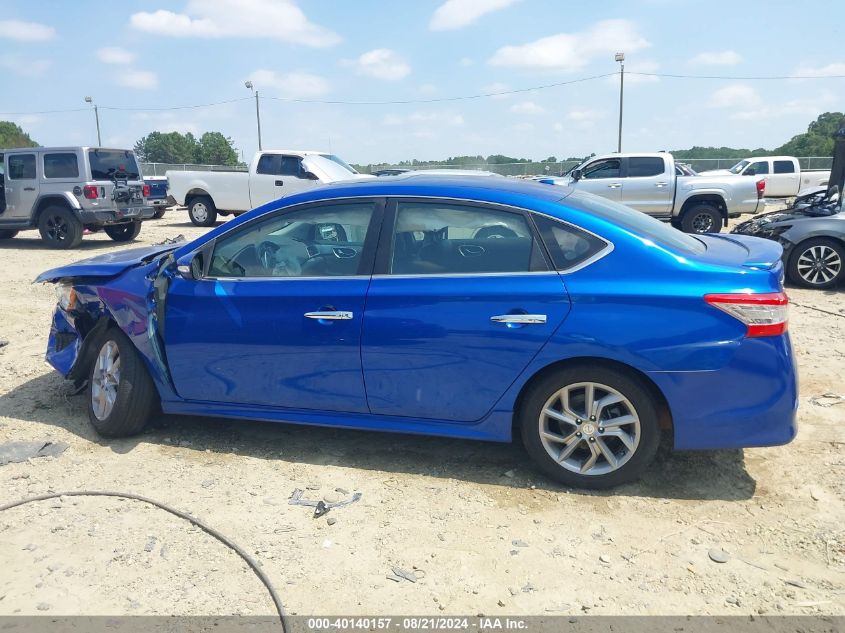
[0,230,18,239]
[153,207,167,219]
[519,366,661,489]
[38,206,83,249]
[188,196,217,227]
[681,203,722,234]
[87,328,157,437]
[787,238,845,289]
[104,221,142,242]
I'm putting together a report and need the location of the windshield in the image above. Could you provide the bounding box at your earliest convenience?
[88,149,140,180]
[321,154,358,174]
[564,190,706,255]
[304,155,359,182]
[728,160,750,175]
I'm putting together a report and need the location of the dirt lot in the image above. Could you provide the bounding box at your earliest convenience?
[0,208,842,617]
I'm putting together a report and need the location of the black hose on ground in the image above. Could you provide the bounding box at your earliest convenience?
[0,490,287,631]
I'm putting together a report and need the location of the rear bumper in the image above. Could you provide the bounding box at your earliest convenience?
[649,334,798,450]
[78,205,155,225]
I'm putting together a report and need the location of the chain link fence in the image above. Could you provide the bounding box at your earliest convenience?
[141,157,833,179]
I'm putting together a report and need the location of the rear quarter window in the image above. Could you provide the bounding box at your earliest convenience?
[532,215,609,271]
[44,153,79,179]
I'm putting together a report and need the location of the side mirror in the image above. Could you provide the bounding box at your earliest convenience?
[304,170,320,181]
[571,168,582,181]
[176,251,203,280]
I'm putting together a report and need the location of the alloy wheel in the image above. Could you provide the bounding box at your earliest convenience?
[538,382,641,476]
[91,341,121,421]
[691,213,714,233]
[797,245,842,285]
[45,214,69,242]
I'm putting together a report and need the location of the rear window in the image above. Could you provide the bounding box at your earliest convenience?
[627,156,665,177]
[773,160,795,174]
[44,152,79,178]
[88,150,140,180]
[564,190,706,255]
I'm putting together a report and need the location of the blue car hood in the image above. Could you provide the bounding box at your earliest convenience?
[35,243,180,283]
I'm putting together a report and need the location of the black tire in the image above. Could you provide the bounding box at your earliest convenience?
[188,196,217,227]
[518,365,661,489]
[38,206,83,249]
[104,221,142,242]
[787,237,845,289]
[86,327,157,437]
[0,230,18,239]
[680,203,722,234]
[152,207,167,219]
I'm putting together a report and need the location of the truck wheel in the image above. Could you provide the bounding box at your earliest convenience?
[38,206,83,249]
[152,207,167,219]
[87,327,157,437]
[787,238,845,289]
[681,204,722,234]
[188,196,217,227]
[0,230,18,239]
[104,222,142,242]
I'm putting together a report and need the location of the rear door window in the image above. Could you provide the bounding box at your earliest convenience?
[7,154,36,180]
[44,153,79,179]
[627,156,665,177]
[773,160,796,174]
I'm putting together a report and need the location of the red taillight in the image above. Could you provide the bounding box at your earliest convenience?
[705,292,788,337]
[756,179,766,198]
[82,185,98,199]
[142,184,151,197]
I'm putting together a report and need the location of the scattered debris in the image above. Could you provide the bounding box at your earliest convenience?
[599,554,611,564]
[306,484,321,491]
[154,235,186,245]
[336,487,349,495]
[512,539,528,548]
[144,537,157,553]
[288,488,362,515]
[708,548,730,564]
[390,567,418,583]
[810,487,822,501]
[36,603,51,611]
[0,338,9,348]
[497,600,506,607]
[0,440,69,466]
[323,492,343,504]
[326,517,337,526]
[313,501,330,518]
[810,392,845,407]
[784,578,808,589]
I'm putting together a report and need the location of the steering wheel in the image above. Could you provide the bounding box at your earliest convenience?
[257,240,279,270]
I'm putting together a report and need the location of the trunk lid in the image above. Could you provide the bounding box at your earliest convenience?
[695,233,783,270]
[35,243,180,283]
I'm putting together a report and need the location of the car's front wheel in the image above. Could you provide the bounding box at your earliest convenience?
[87,328,157,437]
[787,237,845,289]
[188,196,217,227]
[519,366,661,489]
[104,222,142,242]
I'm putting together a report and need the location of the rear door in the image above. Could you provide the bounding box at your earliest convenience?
[771,159,800,196]
[361,199,571,422]
[3,152,39,220]
[250,154,317,207]
[574,158,623,202]
[620,156,673,216]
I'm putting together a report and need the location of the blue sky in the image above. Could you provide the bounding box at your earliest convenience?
[1,0,843,165]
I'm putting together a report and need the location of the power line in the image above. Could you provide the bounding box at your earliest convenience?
[0,107,89,115]
[99,96,253,111]
[629,71,845,80]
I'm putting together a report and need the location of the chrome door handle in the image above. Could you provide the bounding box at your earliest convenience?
[607,183,621,189]
[491,314,547,324]
[305,311,353,320]
[655,182,668,187]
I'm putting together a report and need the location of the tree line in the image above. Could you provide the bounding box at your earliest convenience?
[1,111,842,166]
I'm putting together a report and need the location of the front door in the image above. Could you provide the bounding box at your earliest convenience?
[165,199,381,412]
[361,200,571,422]
[3,153,39,220]
[250,154,316,207]
[573,157,623,203]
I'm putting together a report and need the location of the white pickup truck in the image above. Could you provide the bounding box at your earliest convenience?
[699,156,830,198]
[167,150,372,226]
[543,152,764,233]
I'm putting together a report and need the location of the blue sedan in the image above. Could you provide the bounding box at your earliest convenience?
[37,176,797,488]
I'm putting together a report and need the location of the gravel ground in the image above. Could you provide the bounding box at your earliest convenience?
[0,207,842,616]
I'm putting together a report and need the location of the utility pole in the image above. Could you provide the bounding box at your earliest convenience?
[84,96,101,146]
[615,53,625,153]
[244,81,262,151]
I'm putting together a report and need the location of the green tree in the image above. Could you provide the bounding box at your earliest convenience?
[196,132,240,166]
[542,156,558,163]
[775,111,844,156]
[134,131,198,163]
[0,121,38,148]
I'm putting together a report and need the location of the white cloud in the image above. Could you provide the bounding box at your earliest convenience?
[430,0,520,31]
[689,50,742,66]
[459,57,474,67]
[514,122,535,132]
[117,70,159,90]
[567,108,604,123]
[0,19,55,41]
[382,114,404,126]
[246,69,330,98]
[707,84,760,108]
[489,19,650,70]
[130,0,340,47]
[418,83,437,95]
[730,90,836,121]
[793,62,845,77]
[97,47,135,65]
[383,110,464,126]
[510,101,544,115]
[0,54,51,76]
[343,49,410,80]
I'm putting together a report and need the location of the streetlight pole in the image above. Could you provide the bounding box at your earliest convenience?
[614,53,625,152]
[84,96,101,146]
[244,81,262,151]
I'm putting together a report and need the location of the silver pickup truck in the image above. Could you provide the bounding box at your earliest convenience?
[0,146,154,248]
[543,152,764,233]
